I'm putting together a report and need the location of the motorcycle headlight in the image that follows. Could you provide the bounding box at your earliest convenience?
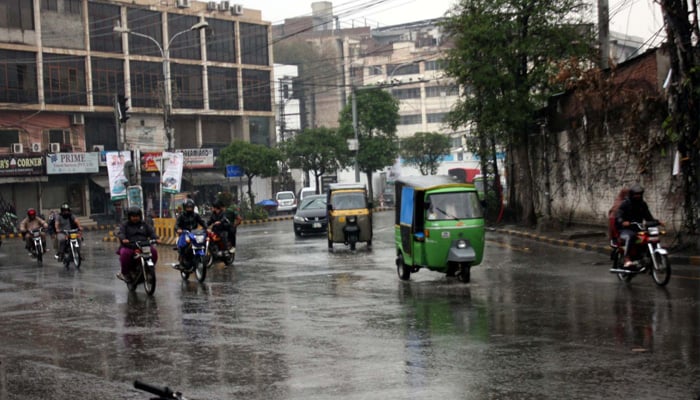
[648,227,659,235]
[456,239,468,249]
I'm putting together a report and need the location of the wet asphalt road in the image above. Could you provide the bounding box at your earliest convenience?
[0,211,699,399]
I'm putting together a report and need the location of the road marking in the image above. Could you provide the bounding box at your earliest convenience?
[487,239,531,253]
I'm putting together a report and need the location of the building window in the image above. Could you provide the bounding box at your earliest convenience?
[367,65,383,76]
[89,2,121,53]
[168,13,202,61]
[399,114,421,125]
[47,129,71,145]
[425,85,459,97]
[66,0,81,14]
[0,130,20,148]
[240,23,269,66]
[392,88,420,100]
[41,0,57,11]
[126,8,163,57]
[387,63,419,76]
[427,112,447,124]
[130,61,162,109]
[43,53,86,105]
[0,50,38,103]
[0,0,34,30]
[206,19,235,63]
[209,67,238,110]
[171,63,203,109]
[242,69,271,111]
[249,117,270,146]
[424,60,445,71]
[91,58,124,106]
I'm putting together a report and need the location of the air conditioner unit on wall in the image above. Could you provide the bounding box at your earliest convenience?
[207,1,217,10]
[230,4,243,15]
[176,0,190,8]
[218,1,230,11]
[50,143,61,153]
[92,145,104,153]
[31,142,42,153]
[71,114,84,125]
[11,143,23,154]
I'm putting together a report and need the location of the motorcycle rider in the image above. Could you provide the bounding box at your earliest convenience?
[116,207,159,282]
[615,184,661,267]
[18,208,48,254]
[54,203,82,261]
[207,200,236,253]
[174,199,206,265]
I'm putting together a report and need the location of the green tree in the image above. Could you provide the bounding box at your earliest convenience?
[441,0,594,225]
[338,88,400,200]
[218,141,280,207]
[282,127,350,192]
[400,132,452,175]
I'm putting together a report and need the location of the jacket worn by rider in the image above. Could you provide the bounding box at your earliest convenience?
[175,212,206,232]
[118,221,158,244]
[19,217,47,232]
[207,212,230,229]
[615,198,654,229]
[55,214,78,232]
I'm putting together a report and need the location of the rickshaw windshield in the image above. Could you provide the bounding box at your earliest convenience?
[331,192,366,210]
[426,191,483,220]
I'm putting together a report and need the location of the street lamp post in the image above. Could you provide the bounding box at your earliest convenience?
[350,60,425,183]
[114,20,208,151]
[115,21,208,217]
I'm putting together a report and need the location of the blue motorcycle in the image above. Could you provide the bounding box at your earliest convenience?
[174,229,207,283]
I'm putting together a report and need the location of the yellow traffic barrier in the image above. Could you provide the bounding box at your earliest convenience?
[153,218,176,239]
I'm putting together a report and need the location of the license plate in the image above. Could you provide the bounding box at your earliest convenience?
[313,223,321,228]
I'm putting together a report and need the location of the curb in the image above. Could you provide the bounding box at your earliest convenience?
[488,227,700,266]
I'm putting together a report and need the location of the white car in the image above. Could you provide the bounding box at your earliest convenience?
[275,191,297,213]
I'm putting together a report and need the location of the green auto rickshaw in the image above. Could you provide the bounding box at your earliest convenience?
[395,175,485,283]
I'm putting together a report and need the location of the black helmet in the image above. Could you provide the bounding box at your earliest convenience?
[127,206,142,218]
[629,184,644,196]
[213,200,225,209]
[184,199,195,211]
[60,203,70,212]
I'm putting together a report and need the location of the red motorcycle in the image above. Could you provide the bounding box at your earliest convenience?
[609,220,671,286]
[204,228,235,268]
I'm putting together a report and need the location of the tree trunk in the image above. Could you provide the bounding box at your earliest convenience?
[512,140,536,226]
[365,171,374,203]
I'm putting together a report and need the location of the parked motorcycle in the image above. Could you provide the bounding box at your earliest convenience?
[205,224,235,268]
[123,240,157,296]
[60,228,82,269]
[28,228,45,264]
[609,220,671,286]
[174,229,207,283]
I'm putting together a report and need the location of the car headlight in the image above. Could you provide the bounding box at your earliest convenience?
[294,215,305,222]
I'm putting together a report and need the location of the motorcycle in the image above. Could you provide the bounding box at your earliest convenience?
[174,229,207,283]
[26,228,46,264]
[123,240,157,296]
[60,228,82,269]
[204,222,235,268]
[609,220,671,286]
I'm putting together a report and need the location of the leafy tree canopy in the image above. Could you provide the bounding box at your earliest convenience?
[400,132,452,175]
[281,127,351,190]
[218,141,280,205]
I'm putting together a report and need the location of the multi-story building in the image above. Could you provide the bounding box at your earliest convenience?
[0,0,274,218]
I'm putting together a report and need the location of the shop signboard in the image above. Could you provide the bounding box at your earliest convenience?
[46,152,99,174]
[182,148,214,169]
[0,154,44,176]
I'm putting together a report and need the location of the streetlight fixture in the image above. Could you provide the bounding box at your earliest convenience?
[114,20,209,217]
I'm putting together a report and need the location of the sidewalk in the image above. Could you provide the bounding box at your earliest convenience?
[488,224,700,266]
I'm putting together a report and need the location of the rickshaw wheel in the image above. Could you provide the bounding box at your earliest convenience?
[396,254,411,281]
[457,263,471,283]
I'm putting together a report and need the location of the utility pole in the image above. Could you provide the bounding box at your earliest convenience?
[598,0,609,69]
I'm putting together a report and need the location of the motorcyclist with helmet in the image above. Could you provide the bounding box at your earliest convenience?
[116,207,159,282]
[207,200,237,253]
[19,208,48,254]
[54,203,82,261]
[174,199,206,263]
[615,184,662,268]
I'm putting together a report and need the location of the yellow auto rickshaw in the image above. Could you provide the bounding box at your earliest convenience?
[326,183,372,250]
